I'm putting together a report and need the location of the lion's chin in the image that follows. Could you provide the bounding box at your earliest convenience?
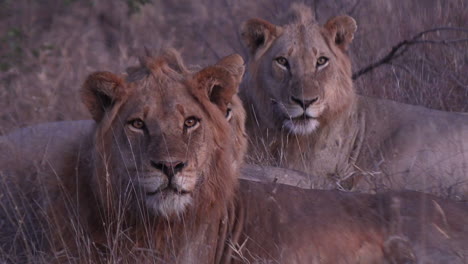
[145,191,192,218]
[283,118,320,135]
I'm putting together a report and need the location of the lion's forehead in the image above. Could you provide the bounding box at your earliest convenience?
[271,26,331,69]
[123,85,204,121]
[149,98,202,120]
[137,81,189,100]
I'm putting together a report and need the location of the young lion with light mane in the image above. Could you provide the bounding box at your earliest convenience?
[1,50,468,263]
[240,4,468,198]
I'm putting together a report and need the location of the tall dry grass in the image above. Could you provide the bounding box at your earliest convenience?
[0,163,169,263]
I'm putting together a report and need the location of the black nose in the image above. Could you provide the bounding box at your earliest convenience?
[151,160,186,178]
[291,96,319,109]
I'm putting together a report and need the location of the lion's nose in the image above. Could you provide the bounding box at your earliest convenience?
[151,160,186,178]
[291,96,319,109]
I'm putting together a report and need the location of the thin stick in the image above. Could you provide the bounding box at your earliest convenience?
[352,27,468,80]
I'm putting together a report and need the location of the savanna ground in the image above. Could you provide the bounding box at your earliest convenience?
[0,0,467,135]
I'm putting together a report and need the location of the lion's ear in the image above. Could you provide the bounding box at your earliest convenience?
[324,15,357,51]
[215,54,245,84]
[81,71,127,122]
[241,18,282,57]
[193,54,245,112]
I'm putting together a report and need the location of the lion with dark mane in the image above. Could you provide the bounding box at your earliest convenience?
[240,3,468,198]
[1,50,468,263]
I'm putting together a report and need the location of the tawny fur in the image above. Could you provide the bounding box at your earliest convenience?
[240,3,468,199]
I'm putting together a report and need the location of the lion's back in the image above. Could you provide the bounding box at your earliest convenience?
[1,120,94,170]
[356,96,468,198]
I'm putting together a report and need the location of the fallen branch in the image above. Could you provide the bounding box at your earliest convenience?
[352,27,468,80]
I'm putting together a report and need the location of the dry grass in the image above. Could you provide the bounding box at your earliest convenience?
[0,168,166,263]
[352,0,468,112]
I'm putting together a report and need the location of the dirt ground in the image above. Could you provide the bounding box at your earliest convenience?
[0,0,467,134]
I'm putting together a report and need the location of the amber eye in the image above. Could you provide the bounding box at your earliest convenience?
[130,119,145,129]
[226,108,232,120]
[316,56,329,67]
[184,117,199,128]
[275,57,289,67]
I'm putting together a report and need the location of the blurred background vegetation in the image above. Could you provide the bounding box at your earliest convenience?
[0,0,467,134]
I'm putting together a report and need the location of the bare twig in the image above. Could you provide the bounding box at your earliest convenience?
[353,27,468,80]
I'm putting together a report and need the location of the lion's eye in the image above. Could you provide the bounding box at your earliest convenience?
[316,56,329,67]
[184,117,199,128]
[226,108,232,121]
[275,57,289,68]
[130,119,145,130]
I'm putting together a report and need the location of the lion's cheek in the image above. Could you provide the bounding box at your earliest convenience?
[305,104,325,118]
[174,174,198,192]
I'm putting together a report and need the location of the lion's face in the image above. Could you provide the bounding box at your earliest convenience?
[241,7,356,135]
[81,51,246,219]
[114,82,214,218]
